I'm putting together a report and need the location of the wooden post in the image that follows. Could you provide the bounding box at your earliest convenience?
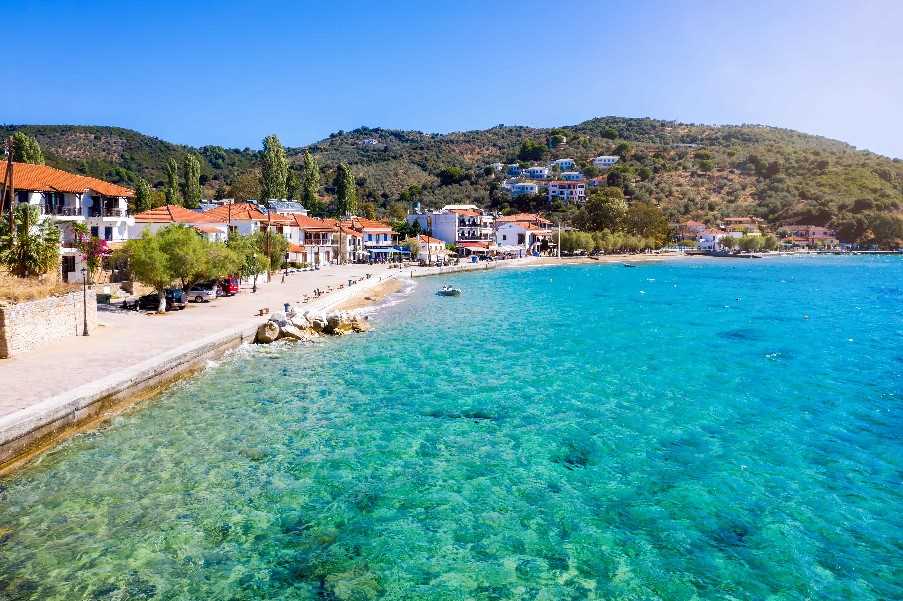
[3,138,15,240]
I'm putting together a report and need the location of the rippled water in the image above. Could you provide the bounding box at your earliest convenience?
[1,257,901,600]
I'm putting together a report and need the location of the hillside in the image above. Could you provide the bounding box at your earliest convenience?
[4,119,902,242]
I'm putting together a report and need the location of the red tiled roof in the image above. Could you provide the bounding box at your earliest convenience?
[548,180,585,186]
[457,241,493,248]
[449,209,481,217]
[3,161,134,197]
[348,217,393,232]
[418,234,444,244]
[133,205,221,223]
[496,213,551,225]
[291,214,338,232]
[287,243,305,253]
[203,203,268,221]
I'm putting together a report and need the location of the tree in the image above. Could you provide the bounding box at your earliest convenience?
[260,134,288,200]
[868,213,903,248]
[286,170,301,201]
[518,139,547,162]
[437,166,465,186]
[736,235,763,252]
[0,204,60,277]
[614,142,632,159]
[158,225,209,289]
[205,242,242,280]
[301,150,322,213]
[601,127,618,139]
[762,234,780,251]
[576,187,628,232]
[401,237,420,259]
[720,236,737,250]
[360,201,377,219]
[164,158,181,205]
[10,132,45,164]
[334,163,358,216]
[249,230,287,272]
[228,170,260,201]
[227,232,268,289]
[133,178,153,213]
[124,231,174,312]
[625,201,669,245]
[70,221,109,283]
[180,153,202,209]
[388,201,408,222]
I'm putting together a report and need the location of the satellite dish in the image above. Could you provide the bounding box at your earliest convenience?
[83,196,93,208]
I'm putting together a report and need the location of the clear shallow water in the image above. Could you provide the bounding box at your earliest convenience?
[1,257,901,600]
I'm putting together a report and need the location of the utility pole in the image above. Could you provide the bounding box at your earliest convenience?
[265,199,272,276]
[427,214,432,265]
[557,222,561,259]
[2,137,14,240]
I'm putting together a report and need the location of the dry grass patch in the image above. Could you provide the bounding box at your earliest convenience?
[0,272,78,303]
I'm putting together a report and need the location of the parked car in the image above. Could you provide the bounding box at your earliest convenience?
[219,276,239,296]
[186,283,218,303]
[135,288,187,311]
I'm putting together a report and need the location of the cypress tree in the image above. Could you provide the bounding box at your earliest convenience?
[334,163,358,216]
[164,158,181,205]
[259,134,288,200]
[134,178,152,213]
[301,150,324,215]
[180,153,202,209]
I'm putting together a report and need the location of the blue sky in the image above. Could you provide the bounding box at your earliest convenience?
[4,0,902,158]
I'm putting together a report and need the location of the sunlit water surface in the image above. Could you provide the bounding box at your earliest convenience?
[1,257,901,600]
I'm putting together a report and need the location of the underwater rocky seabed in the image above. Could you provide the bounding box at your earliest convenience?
[1,256,901,600]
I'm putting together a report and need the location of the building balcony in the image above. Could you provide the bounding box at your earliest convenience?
[44,206,84,218]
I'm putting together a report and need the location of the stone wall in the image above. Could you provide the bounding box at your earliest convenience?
[0,290,97,358]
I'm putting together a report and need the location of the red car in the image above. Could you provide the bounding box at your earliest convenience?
[219,276,240,296]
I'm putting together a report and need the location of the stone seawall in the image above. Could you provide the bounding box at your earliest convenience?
[0,290,97,358]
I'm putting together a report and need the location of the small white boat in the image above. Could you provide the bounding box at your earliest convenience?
[436,284,461,297]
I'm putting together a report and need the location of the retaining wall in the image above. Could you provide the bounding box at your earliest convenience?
[0,290,97,358]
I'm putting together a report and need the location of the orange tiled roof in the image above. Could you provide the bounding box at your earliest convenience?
[193,224,225,234]
[291,214,338,232]
[418,234,444,244]
[496,213,551,225]
[3,161,133,197]
[133,205,221,223]
[203,202,268,221]
[348,217,393,232]
[287,243,305,253]
[449,209,481,217]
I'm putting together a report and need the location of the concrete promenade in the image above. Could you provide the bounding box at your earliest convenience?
[0,264,398,472]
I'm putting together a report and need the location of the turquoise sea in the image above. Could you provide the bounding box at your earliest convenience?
[1,256,901,600]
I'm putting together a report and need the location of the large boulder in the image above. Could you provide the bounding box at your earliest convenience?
[255,320,280,344]
[350,316,371,333]
[278,324,309,342]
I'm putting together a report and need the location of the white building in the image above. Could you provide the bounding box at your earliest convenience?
[524,166,549,180]
[494,213,555,256]
[418,234,448,262]
[548,180,586,203]
[7,162,135,282]
[592,156,619,169]
[510,182,539,197]
[406,205,494,245]
[560,171,583,181]
[550,158,576,171]
[506,164,522,176]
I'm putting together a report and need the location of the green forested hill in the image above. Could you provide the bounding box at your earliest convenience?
[4,119,902,242]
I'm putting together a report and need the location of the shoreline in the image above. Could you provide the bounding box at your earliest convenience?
[0,269,397,476]
[0,249,835,475]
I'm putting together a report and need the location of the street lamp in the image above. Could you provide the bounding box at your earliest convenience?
[251,253,258,293]
[80,267,89,336]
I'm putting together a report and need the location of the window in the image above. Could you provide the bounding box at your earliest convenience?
[90,226,99,237]
[367,234,373,241]
[104,227,113,241]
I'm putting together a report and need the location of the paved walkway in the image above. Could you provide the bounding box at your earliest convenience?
[0,264,398,416]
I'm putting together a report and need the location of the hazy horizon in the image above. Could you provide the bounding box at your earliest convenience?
[4,1,902,158]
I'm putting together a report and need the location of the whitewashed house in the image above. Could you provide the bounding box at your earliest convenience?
[550,158,576,171]
[524,166,549,180]
[592,155,619,169]
[406,204,494,246]
[6,162,135,282]
[560,171,583,181]
[548,180,586,203]
[509,182,539,197]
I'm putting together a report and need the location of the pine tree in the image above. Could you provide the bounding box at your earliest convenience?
[259,134,288,200]
[334,163,358,216]
[10,132,45,164]
[164,158,182,205]
[134,178,152,213]
[180,153,202,209]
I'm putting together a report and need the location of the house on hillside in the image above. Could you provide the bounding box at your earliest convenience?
[721,216,764,235]
[201,202,269,235]
[524,166,549,180]
[560,171,583,181]
[548,180,586,203]
[592,155,619,169]
[509,182,539,197]
[5,162,134,282]
[550,158,576,171]
[677,220,708,240]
